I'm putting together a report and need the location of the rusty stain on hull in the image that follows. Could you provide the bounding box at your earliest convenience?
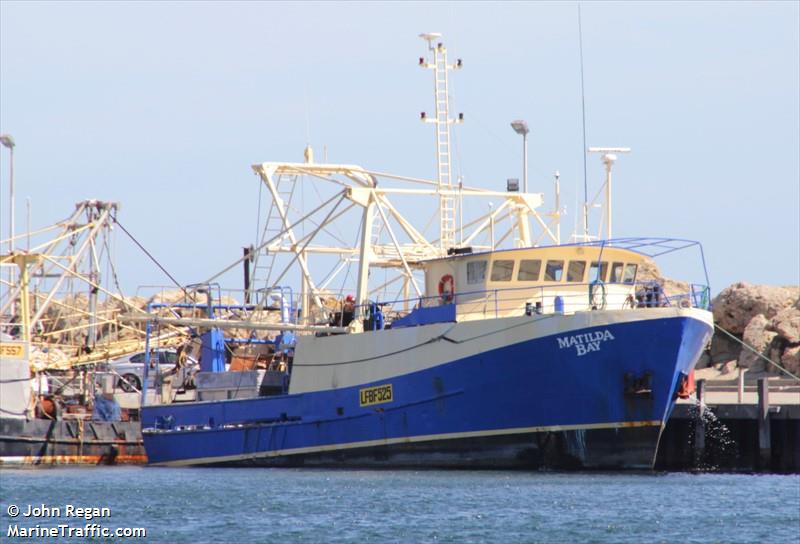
[0,454,147,466]
[0,418,146,466]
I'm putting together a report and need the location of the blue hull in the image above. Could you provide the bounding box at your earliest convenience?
[141,313,711,469]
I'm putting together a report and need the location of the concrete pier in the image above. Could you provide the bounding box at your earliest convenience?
[657,377,800,472]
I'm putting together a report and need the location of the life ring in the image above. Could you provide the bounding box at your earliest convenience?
[438,274,455,304]
[589,280,607,310]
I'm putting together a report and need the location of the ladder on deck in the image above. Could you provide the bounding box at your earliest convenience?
[250,172,298,306]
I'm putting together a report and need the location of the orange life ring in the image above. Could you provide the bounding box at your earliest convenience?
[438,274,455,304]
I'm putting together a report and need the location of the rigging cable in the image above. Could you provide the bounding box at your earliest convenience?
[714,324,800,381]
[111,214,187,296]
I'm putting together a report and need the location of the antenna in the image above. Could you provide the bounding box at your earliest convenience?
[578,4,589,240]
[418,32,463,253]
[588,147,631,240]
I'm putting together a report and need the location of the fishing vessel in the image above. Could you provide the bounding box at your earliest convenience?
[0,201,171,465]
[135,34,713,469]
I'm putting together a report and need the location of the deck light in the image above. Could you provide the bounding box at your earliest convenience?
[510,120,529,192]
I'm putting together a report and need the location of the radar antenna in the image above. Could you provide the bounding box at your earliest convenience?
[587,147,631,240]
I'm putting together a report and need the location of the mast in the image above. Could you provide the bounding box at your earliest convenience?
[418,33,463,253]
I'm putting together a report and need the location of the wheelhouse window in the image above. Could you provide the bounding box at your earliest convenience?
[589,261,608,282]
[623,263,638,284]
[490,260,514,282]
[567,261,586,283]
[610,262,624,283]
[517,259,541,281]
[466,260,487,285]
[544,260,564,282]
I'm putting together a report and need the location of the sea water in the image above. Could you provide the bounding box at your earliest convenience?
[1,468,798,543]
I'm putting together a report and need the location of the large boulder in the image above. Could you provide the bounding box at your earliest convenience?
[738,314,777,371]
[781,345,800,377]
[712,283,798,335]
[768,305,800,344]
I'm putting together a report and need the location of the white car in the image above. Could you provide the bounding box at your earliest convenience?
[106,349,196,392]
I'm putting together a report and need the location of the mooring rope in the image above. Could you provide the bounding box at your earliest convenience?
[714,324,800,382]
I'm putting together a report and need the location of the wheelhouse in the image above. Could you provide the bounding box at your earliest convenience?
[422,245,650,321]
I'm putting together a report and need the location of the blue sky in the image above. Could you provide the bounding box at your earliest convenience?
[1,1,798,298]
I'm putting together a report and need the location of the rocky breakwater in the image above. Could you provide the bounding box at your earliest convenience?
[705,282,800,376]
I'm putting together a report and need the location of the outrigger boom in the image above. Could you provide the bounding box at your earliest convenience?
[122,315,348,334]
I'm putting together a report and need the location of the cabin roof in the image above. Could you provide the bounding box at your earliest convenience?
[421,237,703,264]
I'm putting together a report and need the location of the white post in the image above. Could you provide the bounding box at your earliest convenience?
[604,154,614,240]
[355,195,375,319]
[515,206,531,248]
[300,264,309,325]
[738,367,747,404]
[9,147,15,317]
[522,131,528,193]
[26,197,31,251]
[489,204,495,248]
[9,145,15,254]
[582,202,589,241]
[510,120,530,194]
[0,136,16,312]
